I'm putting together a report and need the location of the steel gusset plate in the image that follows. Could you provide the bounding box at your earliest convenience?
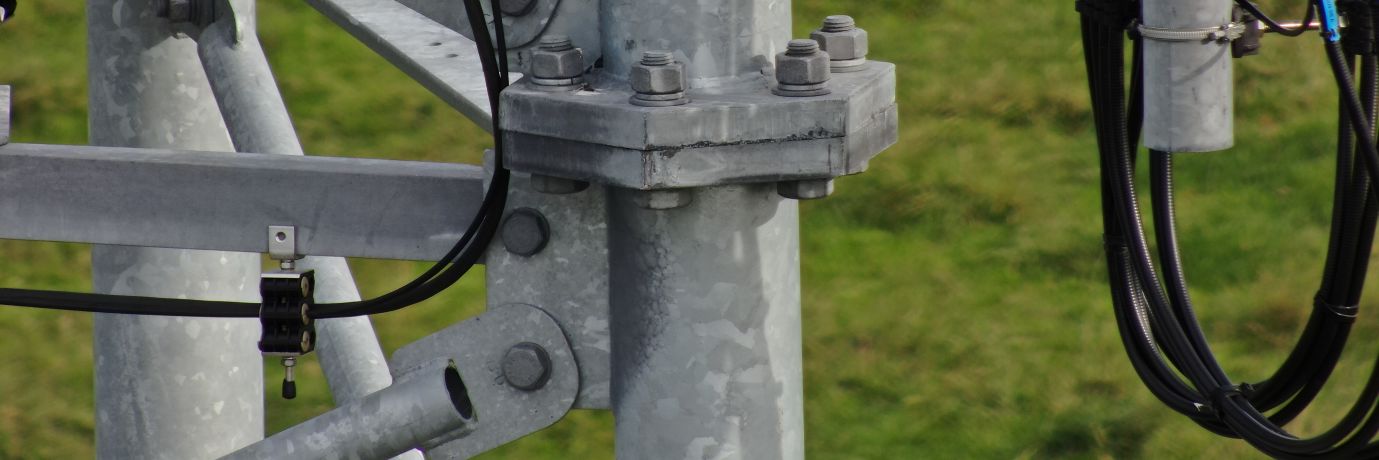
[391,303,579,459]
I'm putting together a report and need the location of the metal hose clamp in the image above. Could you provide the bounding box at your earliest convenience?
[1136,21,1246,43]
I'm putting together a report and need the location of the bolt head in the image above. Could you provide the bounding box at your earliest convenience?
[502,343,552,392]
[776,50,831,86]
[810,26,868,61]
[501,208,550,257]
[631,61,687,95]
[532,47,585,80]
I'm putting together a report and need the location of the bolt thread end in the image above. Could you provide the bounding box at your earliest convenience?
[640,51,675,66]
[786,39,820,56]
[821,15,856,32]
[539,35,575,52]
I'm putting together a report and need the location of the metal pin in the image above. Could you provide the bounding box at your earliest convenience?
[281,356,298,400]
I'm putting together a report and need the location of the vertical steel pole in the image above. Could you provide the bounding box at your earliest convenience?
[599,0,792,86]
[607,185,804,459]
[87,1,264,457]
[1141,0,1234,152]
[600,2,803,457]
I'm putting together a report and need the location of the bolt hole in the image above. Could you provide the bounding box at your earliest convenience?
[275,231,288,242]
[429,42,442,46]
[446,53,459,58]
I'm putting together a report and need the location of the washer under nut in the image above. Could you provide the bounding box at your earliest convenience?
[773,39,832,97]
[630,51,690,107]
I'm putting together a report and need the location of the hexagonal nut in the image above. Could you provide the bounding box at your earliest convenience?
[631,62,687,95]
[532,48,585,80]
[776,52,831,86]
[810,27,868,61]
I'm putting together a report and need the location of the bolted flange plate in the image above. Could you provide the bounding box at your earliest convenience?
[500,61,898,190]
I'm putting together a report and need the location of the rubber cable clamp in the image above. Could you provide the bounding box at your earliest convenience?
[258,270,317,356]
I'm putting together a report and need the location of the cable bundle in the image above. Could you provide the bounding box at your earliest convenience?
[1081,0,1379,457]
[0,0,512,319]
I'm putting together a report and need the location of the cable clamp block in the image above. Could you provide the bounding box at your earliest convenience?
[1135,21,1246,43]
[261,225,315,399]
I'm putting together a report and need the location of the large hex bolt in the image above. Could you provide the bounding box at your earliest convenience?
[502,343,552,391]
[811,15,869,73]
[501,208,550,257]
[530,35,585,89]
[630,51,691,107]
[773,39,832,97]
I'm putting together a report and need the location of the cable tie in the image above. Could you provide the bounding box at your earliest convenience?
[1237,382,1257,399]
[1313,295,1359,322]
[1207,385,1244,416]
[1136,22,1246,43]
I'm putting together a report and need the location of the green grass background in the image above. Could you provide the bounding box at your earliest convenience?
[0,0,1365,458]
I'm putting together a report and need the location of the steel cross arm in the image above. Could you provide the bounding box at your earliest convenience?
[305,0,522,131]
[0,143,485,261]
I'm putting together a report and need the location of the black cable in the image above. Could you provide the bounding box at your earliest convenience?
[1080,8,1226,426]
[1244,53,1362,422]
[1236,0,1316,37]
[1082,0,1379,455]
[314,0,512,318]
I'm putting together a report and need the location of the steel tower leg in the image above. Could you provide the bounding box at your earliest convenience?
[597,1,804,458]
[88,1,264,457]
[608,185,804,460]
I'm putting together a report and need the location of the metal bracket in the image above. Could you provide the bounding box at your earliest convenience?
[306,0,523,129]
[391,303,578,459]
[487,172,611,409]
[392,0,602,75]
[267,225,301,268]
